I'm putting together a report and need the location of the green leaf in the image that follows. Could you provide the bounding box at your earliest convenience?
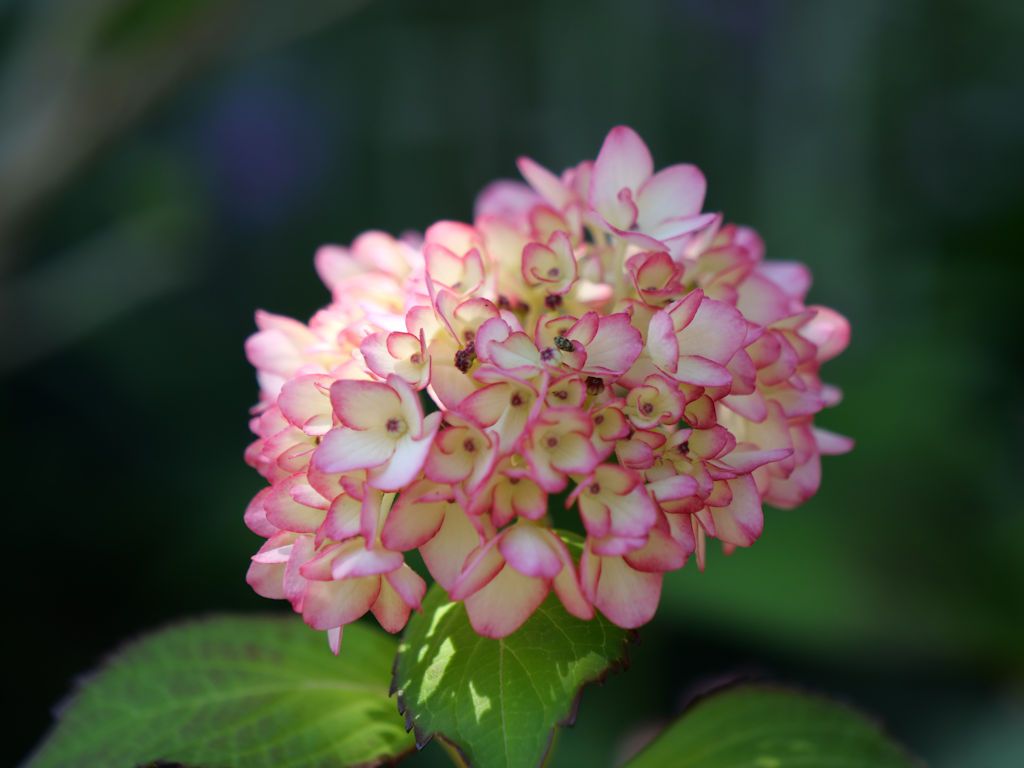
[625,685,918,768]
[392,583,631,768]
[25,615,414,768]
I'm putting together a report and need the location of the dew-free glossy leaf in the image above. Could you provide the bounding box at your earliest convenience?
[25,615,413,768]
[625,685,918,768]
[392,584,631,768]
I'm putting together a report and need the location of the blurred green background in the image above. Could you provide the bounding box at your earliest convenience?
[2,0,1022,765]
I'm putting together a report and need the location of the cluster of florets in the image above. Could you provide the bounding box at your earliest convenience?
[244,126,851,650]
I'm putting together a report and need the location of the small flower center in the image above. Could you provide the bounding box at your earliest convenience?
[510,393,524,407]
[545,436,559,448]
[410,353,423,365]
[544,294,563,309]
[463,439,476,453]
[553,390,568,400]
[586,376,604,396]
[589,483,601,495]
[678,441,690,454]
[640,402,654,416]
[454,341,476,373]
[540,347,556,362]
[547,267,560,277]
[594,414,605,425]
[386,417,404,434]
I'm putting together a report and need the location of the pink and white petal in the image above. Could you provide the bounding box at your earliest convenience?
[246,558,287,600]
[801,306,851,362]
[674,356,733,387]
[330,546,404,580]
[589,126,653,229]
[463,565,548,638]
[636,164,706,229]
[265,478,327,533]
[386,564,428,610]
[720,448,793,473]
[475,178,540,219]
[321,494,363,541]
[517,156,574,209]
[302,576,381,631]
[449,538,505,601]
[278,375,334,436]
[458,382,510,428]
[583,314,643,375]
[314,427,394,474]
[624,527,687,573]
[367,415,440,491]
[371,577,414,633]
[391,374,428,437]
[549,432,602,475]
[710,475,764,547]
[327,626,343,655]
[646,475,699,503]
[605,486,659,538]
[552,557,593,621]
[420,505,484,590]
[499,526,563,579]
[329,380,401,430]
[283,535,316,609]
[244,487,277,537]
[381,490,446,551]
[676,298,747,364]
[813,427,855,455]
[593,556,663,629]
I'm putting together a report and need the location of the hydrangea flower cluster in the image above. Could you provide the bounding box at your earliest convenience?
[244,126,851,650]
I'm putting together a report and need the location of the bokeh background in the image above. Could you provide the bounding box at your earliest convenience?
[3,0,1022,765]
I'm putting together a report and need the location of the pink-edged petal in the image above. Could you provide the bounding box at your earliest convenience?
[552,553,593,621]
[278,374,334,436]
[517,156,574,209]
[646,474,699,503]
[321,493,362,541]
[802,306,851,362]
[813,426,855,455]
[449,538,505,601]
[330,546,404,580]
[314,426,394,474]
[549,432,602,475]
[327,626,343,655]
[367,412,441,491]
[475,178,540,219]
[283,535,316,609]
[624,527,688,572]
[381,486,447,551]
[646,310,680,374]
[329,380,401,430]
[386,564,428,610]
[244,487,276,537]
[463,565,548,638]
[677,298,747,364]
[710,475,763,547]
[302,576,381,631]
[420,504,484,590]
[720,447,792,473]
[591,554,663,629]
[674,356,733,387]
[499,525,563,579]
[590,126,653,229]
[636,163,706,229]
[582,313,643,375]
[371,577,414,633]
